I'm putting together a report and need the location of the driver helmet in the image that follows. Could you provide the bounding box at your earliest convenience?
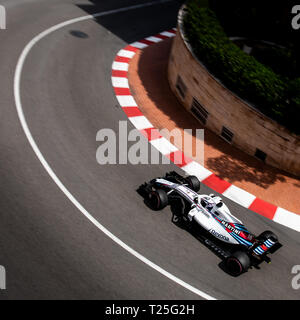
[200,197,214,211]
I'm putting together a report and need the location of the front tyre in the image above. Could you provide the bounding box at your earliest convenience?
[226,251,251,276]
[185,175,200,192]
[149,189,168,211]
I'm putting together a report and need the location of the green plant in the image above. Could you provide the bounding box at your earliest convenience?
[252,46,297,78]
[183,0,300,134]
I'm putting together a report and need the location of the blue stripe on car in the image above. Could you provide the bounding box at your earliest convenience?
[230,232,252,247]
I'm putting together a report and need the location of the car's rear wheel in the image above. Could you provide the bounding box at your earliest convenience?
[149,189,168,211]
[258,230,278,243]
[226,251,251,276]
[185,175,200,192]
[170,197,186,216]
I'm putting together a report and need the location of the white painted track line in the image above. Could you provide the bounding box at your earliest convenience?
[116,95,138,107]
[160,31,176,37]
[222,185,256,208]
[129,116,154,130]
[151,137,179,155]
[181,161,212,182]
[112,61,129,71]
[117,49,136,59]
[111,77,129,88]
[13,2,217,301]
[273,208,300,232]
[130,41,148,49]
[145,36,163,43]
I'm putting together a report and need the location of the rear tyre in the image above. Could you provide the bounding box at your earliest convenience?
[226,251,251,276]
[185,175,200,192]
[149,189,168,211]
[170,197,186,216]
[258,230,278,243]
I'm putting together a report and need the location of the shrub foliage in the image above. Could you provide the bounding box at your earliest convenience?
[183,0,299,134]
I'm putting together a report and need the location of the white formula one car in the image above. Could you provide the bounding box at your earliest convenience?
[138,171,281,276]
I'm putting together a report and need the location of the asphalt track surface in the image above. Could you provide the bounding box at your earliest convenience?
[0,0,299,300]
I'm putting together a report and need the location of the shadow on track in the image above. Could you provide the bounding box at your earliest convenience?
[76,0,185,44]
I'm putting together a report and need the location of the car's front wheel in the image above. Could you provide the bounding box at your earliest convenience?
[185,175,200,192]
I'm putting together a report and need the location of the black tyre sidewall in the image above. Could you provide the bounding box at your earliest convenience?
[150,189,168,210]
[186,175,200,192]
[258,230,278,243]
[226,251,250,276]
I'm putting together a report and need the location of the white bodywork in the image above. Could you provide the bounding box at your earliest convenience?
[155,178,252,246]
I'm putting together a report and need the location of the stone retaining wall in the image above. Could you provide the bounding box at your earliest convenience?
[167,7,300,176]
